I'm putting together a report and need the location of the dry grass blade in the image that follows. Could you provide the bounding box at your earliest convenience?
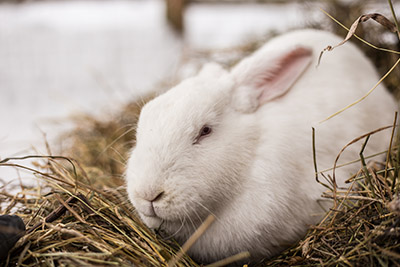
[332,125,393,184]
[25,194,79,235]
[319,58,400,123]
[168,215,215,267]
[317,8,400,123]
[319,12,400,64]
[388,0,400,38]
[204,251,251,267]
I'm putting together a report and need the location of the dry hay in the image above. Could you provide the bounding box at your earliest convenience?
[264,152,400,266]
[0,154,197,266]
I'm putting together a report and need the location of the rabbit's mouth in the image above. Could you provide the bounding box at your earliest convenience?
[139,212,163,229]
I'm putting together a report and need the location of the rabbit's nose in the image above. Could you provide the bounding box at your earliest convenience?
[138,191,164,217]
[135,188,164,203]
[150,191,164,203]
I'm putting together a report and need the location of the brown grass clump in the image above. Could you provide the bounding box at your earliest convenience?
[0,155,197,266]
[263,149,400,266]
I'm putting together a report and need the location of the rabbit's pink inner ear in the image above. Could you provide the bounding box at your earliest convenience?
[257,47,313,105]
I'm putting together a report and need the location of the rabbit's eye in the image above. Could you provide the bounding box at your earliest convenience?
[193,125,212,144]
[200,126,212,137]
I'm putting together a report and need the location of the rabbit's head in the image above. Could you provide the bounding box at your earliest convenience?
[126,46,313,231]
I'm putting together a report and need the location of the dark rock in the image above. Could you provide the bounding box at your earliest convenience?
[0,215,26,260]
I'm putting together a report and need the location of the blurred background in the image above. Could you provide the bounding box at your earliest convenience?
[0,0,399,184]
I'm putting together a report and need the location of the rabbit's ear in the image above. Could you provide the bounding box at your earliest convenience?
[231,46,313,113]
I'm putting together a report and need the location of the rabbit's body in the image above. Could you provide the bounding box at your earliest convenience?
[126,29,398,263]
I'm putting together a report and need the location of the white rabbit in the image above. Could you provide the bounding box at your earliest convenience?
[125,29,398,263]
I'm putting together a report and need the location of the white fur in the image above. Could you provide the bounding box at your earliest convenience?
[125,29,398,263]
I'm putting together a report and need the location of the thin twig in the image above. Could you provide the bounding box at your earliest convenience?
[26,195,79,234]
[204,251,251,267]
[384,112,398,193]
[320,57,400,123]
[388,0,400,40]
[359,135,375,198]
[168,214,215,267]
[320,8,400,55]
